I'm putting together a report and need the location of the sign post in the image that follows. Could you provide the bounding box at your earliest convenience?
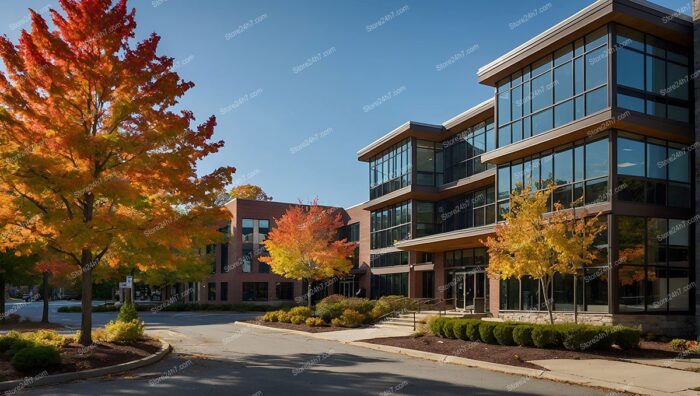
[126,276,134,303]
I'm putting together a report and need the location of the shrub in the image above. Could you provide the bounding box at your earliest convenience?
[305,317,326,327]
[613,327,641,350]
[262,311,280,322]
[316,301,345,322]
[342,298,375,315]
[105,319,145,342]
[466,320,482,342]
[92,328,110,342]
[532,326,560,348]
[338,309,366,328]
[428,317,447,337]
[478,322,498,345]
[442,320,457,339]
[10,345,60,371]
[289,306,312,318]
[555,324,606,351]
[513,325,534,347]
[7,338,35,357]
[276,311,290,323]
[669,338,689,351]
[0,331,23,352]
[316,295,375,322]
[26,330,70,349]
[493,324,516,346]
[117,302,139,322]
[330,318,342,327]
[289,315,306,325]
[452,321,468,341]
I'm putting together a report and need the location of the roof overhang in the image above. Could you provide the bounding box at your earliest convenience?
[477,0,692,86]
[357,99,495,162]
[394,225,496,252]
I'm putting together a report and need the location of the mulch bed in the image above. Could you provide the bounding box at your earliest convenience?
[0,338,162,381]
[364,335,695,370]
[245,320,345,333]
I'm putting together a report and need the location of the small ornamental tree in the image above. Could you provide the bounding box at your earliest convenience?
[259,200,355,308]
[0,1,234,345]
[483,186,606,324]
[229,184,273,201]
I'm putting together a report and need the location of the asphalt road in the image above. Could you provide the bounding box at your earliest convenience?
[10,302,612,396]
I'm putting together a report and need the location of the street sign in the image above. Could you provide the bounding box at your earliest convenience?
[126,276,133,287]
[119,282,128,288]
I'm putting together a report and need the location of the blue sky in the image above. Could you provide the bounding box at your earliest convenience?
[0,0,691,208]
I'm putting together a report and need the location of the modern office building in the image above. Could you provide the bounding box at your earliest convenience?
[358,0,696,337]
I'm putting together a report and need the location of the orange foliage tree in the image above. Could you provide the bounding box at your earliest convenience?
[0,0,234,345]
[229,184,273,201]
[259,200,355,308]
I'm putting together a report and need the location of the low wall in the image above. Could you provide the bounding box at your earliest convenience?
[498,311,695,338]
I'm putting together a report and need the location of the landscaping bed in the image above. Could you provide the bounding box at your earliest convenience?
[0,338,161,381]
[244,319,344,333]
[364,335,692,369]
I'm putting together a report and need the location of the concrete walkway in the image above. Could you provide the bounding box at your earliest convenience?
[312,325,413,342]
[531,359,700,396]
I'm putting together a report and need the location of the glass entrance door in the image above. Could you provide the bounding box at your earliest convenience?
[451,268,487,313]
[455,274,465,310]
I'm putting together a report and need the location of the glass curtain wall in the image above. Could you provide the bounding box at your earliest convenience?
[442,118,496,183]
[369,139,412,199]
[496,26,609,148]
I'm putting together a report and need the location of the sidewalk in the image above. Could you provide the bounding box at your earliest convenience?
[234,322,700,396]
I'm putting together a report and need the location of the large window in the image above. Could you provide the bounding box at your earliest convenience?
[615,25,690,123]
[436,187,496,232]
[497,136,609,219]
[370,201,411,249]
[220,282,228,302]
[242,282,268,302]
[371,251,409,268]
[442,118,496,183]
[616,134,691,208]
[497,26,609,148]
[445,248,488,268]
[275,282,294,300]
[207,282,216,302]
[416,140,444,186]
[369,139,411,199]
[339,222,361,268]
[618,216,691,313]
[241,219,270,273]
[371,273,408,299]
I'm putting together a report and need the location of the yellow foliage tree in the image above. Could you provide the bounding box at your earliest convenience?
[483,186,606,324]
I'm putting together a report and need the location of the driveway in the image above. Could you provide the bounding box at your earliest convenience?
[18,304,610,396]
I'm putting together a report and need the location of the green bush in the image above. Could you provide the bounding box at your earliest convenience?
[10,345,60,371]
[117,302,139,322]
[289,306,312,318]
[0,331,23,352]
[512,325,534,347]
[452,321,468,341]
[428,317,447,337]
[466,320,481,342]
[442,320,457,339]
[478,322,498,344]
[532,326,560,348]
[614,327,641,350]
[315,295,375,322]
[7,338,36,357]
[493,323,516,346]
[105,319,145,342]
[669,338,688,351]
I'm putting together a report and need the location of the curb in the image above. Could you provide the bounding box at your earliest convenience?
[233,322,674,396]
[0,339,172,392]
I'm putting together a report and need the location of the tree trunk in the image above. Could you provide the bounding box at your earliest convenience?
[0,273,5,323]
[307,279,312,309]
[79,250,93,346]
[41,271,49,323]
[539,278,554,324]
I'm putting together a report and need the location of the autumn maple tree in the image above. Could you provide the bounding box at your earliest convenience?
[259,200,355,308]
[483,186,606,324]
[0,0,234,345]
[229,184,273,201]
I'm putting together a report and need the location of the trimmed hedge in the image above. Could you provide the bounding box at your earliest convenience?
[512,325,534,346]
[478,322,498,344]
[493,323,516,346]
[11,345,60,371]
[430,318,640,352]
